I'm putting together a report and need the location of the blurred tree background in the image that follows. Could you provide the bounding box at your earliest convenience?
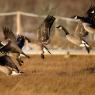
[0,0,94,17]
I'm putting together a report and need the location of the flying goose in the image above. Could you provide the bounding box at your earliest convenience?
[72,6,95,34]
[0,41,21,75]
[1,26,30,66]
[37,15,56,59]
[56,25,90,53]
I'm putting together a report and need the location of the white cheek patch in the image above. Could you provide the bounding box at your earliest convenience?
[74,16,78,19]
[91,10,95,13]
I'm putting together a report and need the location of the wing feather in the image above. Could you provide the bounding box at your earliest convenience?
[3,26,17,43]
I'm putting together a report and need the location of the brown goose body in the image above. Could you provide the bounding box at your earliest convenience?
[56,25,90,53]
[66,35,82,46]
[37,15,56,59]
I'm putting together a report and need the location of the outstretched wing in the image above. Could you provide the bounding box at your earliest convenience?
[38,15,56,44]
[2,26,29,58]
[2,26,22,53]
[3,26,17,43]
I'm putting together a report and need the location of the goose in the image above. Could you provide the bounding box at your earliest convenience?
[0,56,21,76]
[16,35,31,64]
[37,15,56,59]
[1,26,30,66]
[72,6,95,34]
[73,16,95,34]
[0,41,21,75]
[56,25,90,53]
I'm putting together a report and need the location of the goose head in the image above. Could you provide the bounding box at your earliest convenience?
[87,6,95,16]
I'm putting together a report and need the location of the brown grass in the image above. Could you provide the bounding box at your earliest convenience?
[0,55,95,95]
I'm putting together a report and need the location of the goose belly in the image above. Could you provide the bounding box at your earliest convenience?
[66,35,81,46]
[83,23,95,33]
[0,66,12,75]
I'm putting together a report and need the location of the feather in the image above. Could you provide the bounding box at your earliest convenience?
[38,15,56,44]
[3,26,17,43]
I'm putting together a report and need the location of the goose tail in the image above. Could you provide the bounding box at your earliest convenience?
[85,44,90,53]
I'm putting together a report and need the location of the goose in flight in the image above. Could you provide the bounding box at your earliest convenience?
[37,15,56,59]
[56,25,90,53]
[72,6,95,34]
[1,26,30,66]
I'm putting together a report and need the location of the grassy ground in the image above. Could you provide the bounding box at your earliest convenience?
[0,55,95,95]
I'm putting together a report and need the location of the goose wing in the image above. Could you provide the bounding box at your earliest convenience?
[0,55,19,72]
[2,26,24,54]
[3,26,17,43]
[37,15,56,44]
[2,27,30,58]
[74,22,88,38]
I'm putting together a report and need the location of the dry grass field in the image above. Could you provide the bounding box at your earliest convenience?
[0,55,95,95]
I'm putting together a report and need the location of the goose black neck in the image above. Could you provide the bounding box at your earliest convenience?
[76,16,86,21]
[76,16,91,23]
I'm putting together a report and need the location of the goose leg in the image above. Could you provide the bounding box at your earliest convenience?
[40,44,45,59]
[43,44,51,54]
[40,43,51,59]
